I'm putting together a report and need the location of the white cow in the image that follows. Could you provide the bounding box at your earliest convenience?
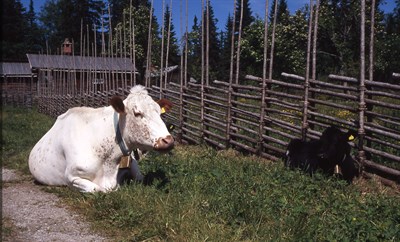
[28,85,174,192]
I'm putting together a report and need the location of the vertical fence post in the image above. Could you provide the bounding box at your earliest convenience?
[269,0,277,79]
[160,0,165,96]
[358,0,367,164]
[302,0,314,141]
[205,0,210,87]
[309,0,319,132]
[200,0,206,142]
[258,0,269,155]
[177,0,186,143]
[235,0,244,85]
[145,0,154,88]
[366,0,376,161]
[226,0,237,149]
[132,16,136,86]
[164,0,173,92]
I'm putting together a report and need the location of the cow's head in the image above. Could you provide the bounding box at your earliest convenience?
[317,126,357,167]
[110,85,174,152]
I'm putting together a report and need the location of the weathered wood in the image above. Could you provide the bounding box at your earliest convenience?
[365,110,400,122]
[231,100,260,110]
[328,74,358,84]
[364,125,400,140]
[309,98,356,111]
[203,129,226,142]
[204,114,226,127]
[262,142,286,155]
[365,122,400,135]
[204,136,226,149]
[231,107,260,120]
[365,135,400,151]
[247,74,304,89]
[260,153,280,162]
[281,72,305,81]
[263,126,299,140]
[182,125,201,136]
[365,98,400,109]
[363,158,400,176]
[261,133,288,146]
[363,171,399,187]
[181,133,200,145]
[308,111,355,126]
[265,89,303,100]
[231,116,259,130]
[310,79,358,92]
[309,87,358,100]
[204,97,226,107]
[230,139,258,154]
[365,80,400,90]
[204,106,226,117]
[365,90,400,99]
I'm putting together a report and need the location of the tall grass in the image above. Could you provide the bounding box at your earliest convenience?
[1,106,55,172]
[2,106,399,241]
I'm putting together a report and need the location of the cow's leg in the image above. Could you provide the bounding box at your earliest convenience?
[129,157,144,181]
[69,177,105,193]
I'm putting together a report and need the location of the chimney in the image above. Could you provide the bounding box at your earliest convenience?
[62,38,73,55]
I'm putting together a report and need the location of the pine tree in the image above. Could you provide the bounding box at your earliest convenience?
[202,0,221,81]
[163,4,180,66]
[111,1,161,78]
[25,0,45,54]
[1,0,29,60]
[39,0,105,54]
[269,0,290,24]
[187,15,201,80]
[235,0,254,32]
[220,14,234,80]
[109,0,150,32]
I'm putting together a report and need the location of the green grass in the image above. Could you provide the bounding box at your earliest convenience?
[2,106,400,241]
[1,106,55,172]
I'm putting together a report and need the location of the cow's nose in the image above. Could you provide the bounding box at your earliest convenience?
[154,135,174,151]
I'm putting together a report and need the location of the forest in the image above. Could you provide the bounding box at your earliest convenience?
[2,0,400,82]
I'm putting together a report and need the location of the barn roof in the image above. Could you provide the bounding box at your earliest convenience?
[26,54,138,73]
[0,62,32,77]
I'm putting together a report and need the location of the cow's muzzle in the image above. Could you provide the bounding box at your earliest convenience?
[154,135,174,151]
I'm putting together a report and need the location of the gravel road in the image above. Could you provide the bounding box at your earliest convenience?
[2,168,110,242]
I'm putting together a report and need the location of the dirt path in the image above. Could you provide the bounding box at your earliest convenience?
[2,168,110,242]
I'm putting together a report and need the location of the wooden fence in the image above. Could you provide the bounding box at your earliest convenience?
[149,73,400,185]
[32,70,400,186]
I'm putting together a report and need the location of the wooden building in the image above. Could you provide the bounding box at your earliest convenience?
[27,54,139,97]
[1,62,36,107]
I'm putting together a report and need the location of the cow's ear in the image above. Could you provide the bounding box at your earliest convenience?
[110,96,126,114]
[157,98,173,114]
[346,130,357,141]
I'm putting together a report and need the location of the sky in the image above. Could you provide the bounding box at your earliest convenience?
[21,0,397,38]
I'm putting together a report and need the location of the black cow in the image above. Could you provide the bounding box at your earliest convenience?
[285,126,360,182]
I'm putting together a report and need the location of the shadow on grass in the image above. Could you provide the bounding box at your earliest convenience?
[118,168,170,190]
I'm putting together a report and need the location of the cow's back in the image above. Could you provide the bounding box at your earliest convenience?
[29,107,105,186]
[29,115,69,185]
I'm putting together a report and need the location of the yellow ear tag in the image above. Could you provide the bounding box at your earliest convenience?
[161,107,166,114]
[348,135,355,141]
